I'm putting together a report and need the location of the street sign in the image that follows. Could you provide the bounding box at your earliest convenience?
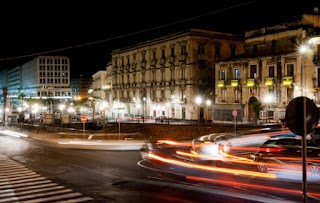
[81,116,87,123]
[232,109,237,117]
[285,96,318,135]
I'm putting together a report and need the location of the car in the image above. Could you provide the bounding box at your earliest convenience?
[189,134,232,163]
[251,137,320,174]
[155,116,168,123]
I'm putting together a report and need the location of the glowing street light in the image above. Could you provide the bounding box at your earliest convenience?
[264,95,273,123]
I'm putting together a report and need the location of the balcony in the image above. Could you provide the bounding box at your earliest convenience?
[265,77,274,86]
[282,76,293,86]
[179,98,186,103]
[160,58,166,65]
[231,79,239,87]
[140,60,147,67]
[217,80,226,88]
[179,54,187,62]
[198,54,208,61]
[168,56,175,64]
[246,79,255,87]
[151,59,157,66]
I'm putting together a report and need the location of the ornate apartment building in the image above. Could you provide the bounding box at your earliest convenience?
[110,29,244,120]
[215,14,320,123]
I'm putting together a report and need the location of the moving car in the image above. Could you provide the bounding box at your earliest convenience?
[189,134,232,163]
[251,136,320,174]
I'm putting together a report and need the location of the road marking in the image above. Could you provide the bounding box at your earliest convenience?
[0,154,93,202]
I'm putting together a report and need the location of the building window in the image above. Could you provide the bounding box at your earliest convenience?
[162,49,165,58]
[221,70,226,80]
[153,71,156,83]
[171,47,175,56]
[181,68,185,80]
[161,69,165,81]
[235,69,240,79]
[141,51,146,61]
[250,65,257,78]
[181,45,186,55]
[152,50,156,60]
[171,68,175,80]
[198,44,205,55]
[268,66,275,77]
[286,64,294,76]
[142,73,146,83]
[161,90,165,98]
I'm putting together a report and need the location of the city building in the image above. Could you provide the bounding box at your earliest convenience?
[70,76,92,100]
[92,70,107,100]
[20,55,71,99]
[110,29,244,120]
[214,14,320,123]
[0,56,71,124]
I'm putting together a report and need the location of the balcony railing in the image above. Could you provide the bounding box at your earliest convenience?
[246,79,255,87]
[282,76,293,86]
[218,80,226,88]
[231,79,239,87]
[265,77,274,86]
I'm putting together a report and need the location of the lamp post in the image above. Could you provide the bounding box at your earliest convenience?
[205,99,211,124]
[195,96,202,127]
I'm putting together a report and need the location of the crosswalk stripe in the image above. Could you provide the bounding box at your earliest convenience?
[0,177,47,186]
[0,171,37,178]
[0,189,73,202]
[0,182,58,194]
[0,168,31,174]
[54,196,94,203]
[19,192,85,203]
[0,155,93,202]
[0,170,35,176]
[0,174,41,181]
[0,185,65,198]
[0,180,52,190]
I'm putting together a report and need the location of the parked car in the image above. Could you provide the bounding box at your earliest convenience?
[251,137,320,174]
[155,116,168,123]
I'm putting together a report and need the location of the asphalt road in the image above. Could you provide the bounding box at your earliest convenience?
[0,132,319,203]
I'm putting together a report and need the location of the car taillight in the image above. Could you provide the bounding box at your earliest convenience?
[259,147,286,152]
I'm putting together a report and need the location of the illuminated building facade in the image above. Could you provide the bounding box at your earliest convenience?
[215,14,320,123]
[110,29,244,120]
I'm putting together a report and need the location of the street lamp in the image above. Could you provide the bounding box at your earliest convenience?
[195,96,202,127]
[205,99,211,124]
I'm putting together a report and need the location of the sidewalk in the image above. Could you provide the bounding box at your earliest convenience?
[0,126,147,151]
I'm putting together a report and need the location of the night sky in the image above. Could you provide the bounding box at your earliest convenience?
[0,0,318,78]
